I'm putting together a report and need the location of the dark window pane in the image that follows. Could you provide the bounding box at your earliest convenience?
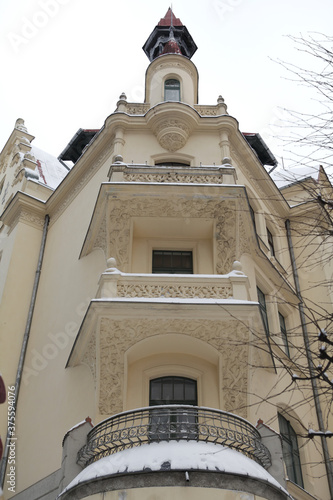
[174,379,184,400]
[152,250,193,274]
[162,380,173,401]
[267,228,275,256]
[150,377,197,406]
[184,381,196,401]
[279,312,290,357]
[250,205,256,230]
[257,287,270,337]
[165,79,180,101]
[149,377,198,440]
[150,380,162,400]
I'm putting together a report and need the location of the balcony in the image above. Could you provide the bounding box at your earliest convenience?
[96,261,250,301]
[77,405,271,470]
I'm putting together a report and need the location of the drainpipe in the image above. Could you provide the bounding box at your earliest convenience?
[285,219,333,497]
[0,214,50,488]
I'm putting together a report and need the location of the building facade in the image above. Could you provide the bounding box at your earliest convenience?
[0,9,332,500]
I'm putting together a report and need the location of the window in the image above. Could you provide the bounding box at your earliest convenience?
[279,312,290,357]
[150,376,197,406]
[267,228,275,257]
[152,250,193,274]
[278,413,304,488]
[257,287,270,338]
[164,79,180,101]
[149,376,197,440]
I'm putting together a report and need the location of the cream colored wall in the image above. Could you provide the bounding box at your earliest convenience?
[239,253,330,499]
[4,153,111,494]
[120,130,223,167]
[145,54,198,106]
[125,334,220,411]
[131,216,214,274]
[0,221,46,457]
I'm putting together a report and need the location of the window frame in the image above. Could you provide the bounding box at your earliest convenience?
[164,78,181,101]
[149,376,198,441]
[278,413,304,488]
[150,376,198,406]
[249,204,256,232]
[152,249,193,274]
[257,286,270,338]
[267,227,275,257]
[278,311,290,357]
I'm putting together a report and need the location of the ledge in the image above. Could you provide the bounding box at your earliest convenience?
[97,267,250,301]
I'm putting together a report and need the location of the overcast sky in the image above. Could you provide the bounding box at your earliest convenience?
[1,0,332,175]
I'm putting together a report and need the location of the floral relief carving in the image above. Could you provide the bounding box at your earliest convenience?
[117,283,233,299]
[123,173,223,184]
[237,202,252,258]
[154,61,195,78]
[159,133,187,152]
[98,318,249,417]
[155,120,190,135]
[7,209,45,235]
[215,201,236,274]
[126,104,150,115]
[107,197,236,274]
[195,106,219,116]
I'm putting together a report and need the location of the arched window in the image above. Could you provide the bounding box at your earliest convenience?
[278,413,304,487]
[164,79,180,101]
[149,376,197,440]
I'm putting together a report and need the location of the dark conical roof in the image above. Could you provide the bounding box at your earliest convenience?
[142,8,197,62]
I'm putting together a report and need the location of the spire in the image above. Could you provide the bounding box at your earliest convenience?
[161,9,182,56]
[142,8,197,62]
[157,7,182,27]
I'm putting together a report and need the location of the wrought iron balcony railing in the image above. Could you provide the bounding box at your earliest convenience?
[77,405,271,470]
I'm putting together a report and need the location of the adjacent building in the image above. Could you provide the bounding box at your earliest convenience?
[0,9,332,500]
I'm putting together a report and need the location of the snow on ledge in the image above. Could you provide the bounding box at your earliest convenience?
[59,441,289,497]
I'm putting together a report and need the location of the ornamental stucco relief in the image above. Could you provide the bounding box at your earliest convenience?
[123,173,224,184]
[117,283,232,299]
[98,318,249,418]
[107,197,237,274]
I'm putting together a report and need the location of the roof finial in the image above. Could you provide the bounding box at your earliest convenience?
[169,5,174,39]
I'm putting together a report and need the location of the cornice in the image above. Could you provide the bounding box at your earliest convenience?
[230,136,290,216]
[1,191,46,233]
[80,181,247,258]
[45,128,113,223]
[0,128,34,162]
[67,298,257,368]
